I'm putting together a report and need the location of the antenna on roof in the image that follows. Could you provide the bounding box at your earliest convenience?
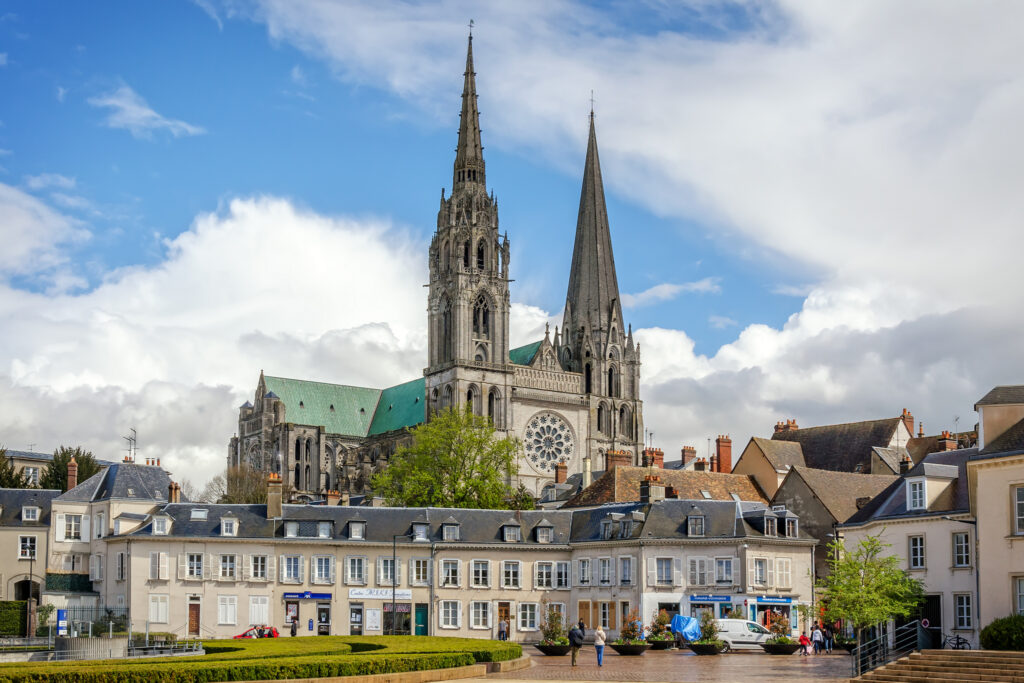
[953,415,960,445]
[27,443,35,452]
[123,427,137,463]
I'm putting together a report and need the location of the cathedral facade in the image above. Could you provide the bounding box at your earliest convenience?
[228,36,643,498]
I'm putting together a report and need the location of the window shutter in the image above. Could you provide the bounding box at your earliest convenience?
[89,554,96,580]
[608,559,616,585]
[731,557,739,584]
[672,557,683,586]
[456,601,463,629]
[242,556,252,581]
[688,558,697,586]
[487,602,493,628]
[646,557,657,587]
[395,558,402,587]
[79,515,90,540]
[160,552,169,580]
[608,602,617,630]
[267,556,276,582]
[485,560,492,588]
[766,559,774,587]
[571,560,578,587]
[178,554,187,580]
[343,556,352,585]
[533,561,540,589]
[298,556,305,584]
[329,557,336,584]
[55,513,65,542]
[747,557,755,587]
[98,555,104,580]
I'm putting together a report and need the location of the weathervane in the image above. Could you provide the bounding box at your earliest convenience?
[468,19,474,37]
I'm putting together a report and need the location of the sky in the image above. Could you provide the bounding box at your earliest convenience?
[1,0,1023,487]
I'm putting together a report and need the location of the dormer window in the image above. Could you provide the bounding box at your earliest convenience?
[317,521,332,538]
[413,523,429,541]
[349,521,365,540]
[442,524,460,541]
[619,521,633,538]
[22,507,39,522]
[284,521,298,538]
[764,517,777,536]
[221,518,237,537]
[190,509,208,521]
[536,527,552,544]
[600,521,612,540]
[786,518,798,537]
[907,480,925,511]
[503,525,521,542]
[152,517,169,535]
[688,516,705,537]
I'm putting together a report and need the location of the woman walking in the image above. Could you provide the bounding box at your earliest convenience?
[594,624,606,667]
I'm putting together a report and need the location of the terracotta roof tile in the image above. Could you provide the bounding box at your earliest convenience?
[563,466,768,508]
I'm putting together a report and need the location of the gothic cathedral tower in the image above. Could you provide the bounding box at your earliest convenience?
[426,35,512,427]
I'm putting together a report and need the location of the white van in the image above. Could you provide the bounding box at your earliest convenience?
[714,619,773,651]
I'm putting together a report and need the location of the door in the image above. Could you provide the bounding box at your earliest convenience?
[317,604,331,635]
[498,602,511,637]
[349,605,363,636]
[414,604,428,636]
[188,602,200,636]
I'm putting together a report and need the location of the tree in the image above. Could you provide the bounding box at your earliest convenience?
[371,407,519,509]
[508,483,536,510]
[200,466,295,504]
[817,534,924,674]
[178,478,203,502]
[0,448,31,488]
[40,446,102,492]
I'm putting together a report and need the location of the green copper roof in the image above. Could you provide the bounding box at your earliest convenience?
[509,340,542,366]
[368,377,427,436]
[264,376,381,437]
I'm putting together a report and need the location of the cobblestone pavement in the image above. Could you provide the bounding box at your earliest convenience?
[482,646,852,683]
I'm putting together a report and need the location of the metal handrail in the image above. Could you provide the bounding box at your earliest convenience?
[850,620,923,678]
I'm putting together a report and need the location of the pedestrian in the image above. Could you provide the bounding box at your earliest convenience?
[497,618,507,641]
[798,631,811,656]
[812,624,823,654]
[578,618,585,631]
[568,622,585,667]
[594,624,606,667]
[824,624,834,654]
[290,619,298,637]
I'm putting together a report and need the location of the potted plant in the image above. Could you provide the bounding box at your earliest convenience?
[835,634,858,653]
[609,609,651,656]
[645,609,674,650]
[761,616,801,655]
[688,611,725,655]
[534,602,571,655]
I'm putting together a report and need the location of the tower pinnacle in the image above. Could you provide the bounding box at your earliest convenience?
[453,34,485,191]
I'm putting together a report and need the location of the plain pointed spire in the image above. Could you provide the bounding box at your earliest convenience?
[453,34,485,190]
[565,112,622,334]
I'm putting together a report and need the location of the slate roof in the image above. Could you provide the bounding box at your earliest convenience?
[979,416,1024,456]
[509,341,542,366]
[843,449,975,526]
[57,463,177,503]
[771,418,902,472]
[562,466,768,508]
[3,449,118,467]
[781,466,899,524]
[751,437,806,470]
[368,377,426,436]
[0,488,60,527]
[975,385,1024,407]
[871,446,905,473]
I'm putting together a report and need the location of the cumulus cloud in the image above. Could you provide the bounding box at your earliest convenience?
[622,278,721,308]
[0,182,89,276]
[709,315,737,329]
[88,85,206,139]
[24,173,76,190]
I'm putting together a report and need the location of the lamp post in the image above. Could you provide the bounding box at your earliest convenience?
[26,547,35,638]
[391,533,410,635]
[942,516,980,633]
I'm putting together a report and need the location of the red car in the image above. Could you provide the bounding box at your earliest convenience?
[233,625,279,639]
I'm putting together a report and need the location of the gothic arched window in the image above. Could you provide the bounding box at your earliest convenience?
[476,241,486,270]
[462,240,470,268]
[584,363,593,394]
[443,384,453,410]
[597,402,608,435]
[473,295,490,337]
[441,297,453,362]
[619,405,632,440]
[608,365,619,398]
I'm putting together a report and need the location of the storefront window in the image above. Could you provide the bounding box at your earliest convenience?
[383,602,412,634]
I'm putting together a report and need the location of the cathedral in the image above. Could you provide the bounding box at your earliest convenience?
[228,36,644,498]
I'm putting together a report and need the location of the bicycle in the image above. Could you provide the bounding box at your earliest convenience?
[941,632,972,649]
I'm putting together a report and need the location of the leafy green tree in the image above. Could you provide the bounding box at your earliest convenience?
[40,446,102,492]
[0,448,31,488]
[371,407,519,509]
[508,483,536,510]
[817,534,924,674]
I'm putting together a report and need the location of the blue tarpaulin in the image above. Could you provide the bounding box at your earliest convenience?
[670,615,702,642]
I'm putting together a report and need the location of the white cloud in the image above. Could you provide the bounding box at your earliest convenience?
[24,173,76,190]
[290,65,308,87]
[709,315,737,329]
[622,278,720,308]
[88,85,206,139]
[0,182,89,275]
[192,0,224,30]
[0,53,7,67]
[56,86,66,103]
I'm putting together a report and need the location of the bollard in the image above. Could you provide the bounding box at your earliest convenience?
[109,621,113,639]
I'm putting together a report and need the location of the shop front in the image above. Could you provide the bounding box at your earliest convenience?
[348,588,414,635]
[688,594,735,619]
[753,596,793,630]
[283,591,333,635]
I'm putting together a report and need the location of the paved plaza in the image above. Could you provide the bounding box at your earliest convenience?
[482,647,852,683]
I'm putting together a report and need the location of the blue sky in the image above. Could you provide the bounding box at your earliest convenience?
[2,1,1022,484]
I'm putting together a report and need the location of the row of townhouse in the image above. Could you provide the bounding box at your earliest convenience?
[2,467,815,641]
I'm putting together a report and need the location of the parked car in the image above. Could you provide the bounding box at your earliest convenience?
[715,619,772,652]
[234,625,280,639]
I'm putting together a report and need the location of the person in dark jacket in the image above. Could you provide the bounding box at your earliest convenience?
[290,619,298,637]
[568,623,585,666]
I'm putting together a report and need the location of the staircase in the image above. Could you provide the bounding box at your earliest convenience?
[857,649,1024,683]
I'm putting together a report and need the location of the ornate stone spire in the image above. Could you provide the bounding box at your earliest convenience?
[453,34,485,192]
[564,113,622,335]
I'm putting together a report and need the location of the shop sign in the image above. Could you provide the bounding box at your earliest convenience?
[689,595,732,602]
[756,596,792,604]
[283,592,332,600]
[348,588,413,600]
[366,608,382,631]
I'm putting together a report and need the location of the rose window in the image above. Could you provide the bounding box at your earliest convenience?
[524,412,574,472]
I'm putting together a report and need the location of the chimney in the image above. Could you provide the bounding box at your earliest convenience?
[664,486,678,499]
[554,462,568,484]
[693,458,707,472]
[326,490,341,506]
[584,456,592,488]
[774,421,786,433]
[642,447,664,468]
[918,421,924,438]
[901,409,914,436]
[640,475,665,504]
[605,449,632,470]
[715,435,733,474]
[710,454,718,473]
[266,473,283,519]
[67,455,79,492]
[898,457,911,475]
[340,491,350,506]
[168,481,181,503]
[939,430,957,451]
[681,446,697,467]
[855,496,872,510]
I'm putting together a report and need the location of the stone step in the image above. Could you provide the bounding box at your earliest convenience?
[863,674,1018,683]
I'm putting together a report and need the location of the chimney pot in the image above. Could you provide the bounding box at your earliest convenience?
[266,473,283,519]
[67,456,79,491]
[554,462,568,484]
[715,435,733,474]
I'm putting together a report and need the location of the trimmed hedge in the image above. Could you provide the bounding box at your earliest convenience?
[0,601,27,637]
[980,614,1024,651]
[0,636,521,683]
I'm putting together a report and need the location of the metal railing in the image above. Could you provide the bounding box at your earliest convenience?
[850,620,924,677]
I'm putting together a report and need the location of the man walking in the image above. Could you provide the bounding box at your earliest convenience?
[290,619,298,637]
[568,621,585,667]
[497,618,507,641]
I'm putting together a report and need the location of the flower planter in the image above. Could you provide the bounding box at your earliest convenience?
[647,639,673,650]
[608,642,651,656]
[687,642,723,655]
[760,642,802,655]
[838,642,857,654]
[534,644,572,656]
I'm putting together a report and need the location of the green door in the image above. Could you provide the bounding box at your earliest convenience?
[414,604,428,635]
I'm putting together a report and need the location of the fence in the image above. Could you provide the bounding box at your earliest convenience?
[850,620,925,677]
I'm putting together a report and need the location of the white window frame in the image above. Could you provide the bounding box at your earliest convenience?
[954,593,973,629]
[65,514,82,541]
[21,506,39,522]
[555,561,570,589]
[442,524,459,541]
[503,525,521,542]
[350,521,365,540]
[413,523,429,541]
[411,558,430,586]
[618,556,633,585]
[909,535,925,569]
[536,526,553,543]
[502,560,521,589]
[1015,486,1024,535]
[518,602,538,630]
[578,559,591,586]
[953,532,971,567]
[440,559,460,587]
[535,561,554,589]
[764,517,777,536]
[149,594,169,624]
[715,557,734,584]
[786,518,798,537]
[282,554,303,583]
[753,557,768,585]
[249,595,269,625]
[598,557,611,586]
[440,600,461,629]
[908,480,926,511]
[220,554,237,580]
[250,554,268,581]
[378,557,397,586]
[24,467,39,486]
[187,552,204,579]
[471,559,489,588]
[152,517,168,535]
[285,521,298,538]
[470,601,491,629]
[217,595,238,625]
[95,512,104,538]
[312,555,334,584]
[1016,577,1024,616]
[688,557,708,586]
[317,521,332,538]
[599,601,610,628]
[656,557,672,585]
[221,518,237,537]
[688,516,705,537]
[346,556,367,585]
[190,509,209,521]
[18,535,36,560]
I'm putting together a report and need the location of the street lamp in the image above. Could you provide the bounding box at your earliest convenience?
[391,532,412,634]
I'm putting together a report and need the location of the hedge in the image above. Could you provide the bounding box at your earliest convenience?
[980,614,1024,651]
[0,601,27,637]
[0,636,521,683]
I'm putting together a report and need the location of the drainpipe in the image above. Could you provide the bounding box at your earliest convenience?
[429,542,437,636]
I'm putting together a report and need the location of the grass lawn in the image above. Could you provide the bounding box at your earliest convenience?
[0,635,521,683]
